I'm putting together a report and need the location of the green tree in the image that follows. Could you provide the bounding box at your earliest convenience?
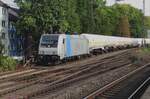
[144,17,150,29]
[76,0,106,33]
[95,7,117,35]
[112,4,143,37]
[15,0,81,35]
[15,0,144,38]
[63,0,81,33]
[117,16,130,37]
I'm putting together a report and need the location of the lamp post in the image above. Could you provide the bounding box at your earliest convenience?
[143,0,145,15]
[115,0,117,4]
[142,0,146,47]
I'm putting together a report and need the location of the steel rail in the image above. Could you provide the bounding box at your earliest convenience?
[84,63,150,99]
[128,77,150,99]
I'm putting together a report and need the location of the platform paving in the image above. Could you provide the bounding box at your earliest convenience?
[141,86,150,99]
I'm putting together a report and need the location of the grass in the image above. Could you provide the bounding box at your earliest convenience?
[141,47,150,53]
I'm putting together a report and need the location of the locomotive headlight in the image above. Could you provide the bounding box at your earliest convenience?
[40,51,44,54]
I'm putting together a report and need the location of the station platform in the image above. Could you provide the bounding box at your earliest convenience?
[141,86,150,99]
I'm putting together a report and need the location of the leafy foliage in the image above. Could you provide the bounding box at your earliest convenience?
[95,7,117,35]
[0,38,17,71]
[15,0,80,35]
[15,0,144,38]
[0,56,17,71]
[144,17,150,29]
[112,4,143,37]
[76,0,106,33]
[117,16,130,37]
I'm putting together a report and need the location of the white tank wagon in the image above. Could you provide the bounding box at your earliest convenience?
[132,38,141,47]
[145,38,150,47]
[38,34,89,64]
[129,38,150,47]
[146,39,150,44]
[81,34,138,54]
[117,37,135,47]
[131,38,140,47]
[38,33,150,64]
[136,38,145,47]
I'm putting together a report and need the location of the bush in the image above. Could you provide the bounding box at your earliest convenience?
[0,56,17,71]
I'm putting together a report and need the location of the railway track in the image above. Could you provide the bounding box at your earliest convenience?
[33,63,139,99]
[0,49,129,81]
[0,48,146,99]
[0,49,133,99]
[128,77,150,99]
[84,63,150,99]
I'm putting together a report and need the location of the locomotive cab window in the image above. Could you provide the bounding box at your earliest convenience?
[40,35,59,48]
[63,39,65,44]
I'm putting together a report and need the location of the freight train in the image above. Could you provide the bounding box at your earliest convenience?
[37,33,149,64]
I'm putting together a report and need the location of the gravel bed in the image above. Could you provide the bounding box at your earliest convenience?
[34,64,139,99]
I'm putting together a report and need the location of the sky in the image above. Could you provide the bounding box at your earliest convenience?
[106,0,150,16]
